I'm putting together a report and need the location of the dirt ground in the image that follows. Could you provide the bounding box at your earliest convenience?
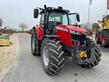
[0,34,19,81]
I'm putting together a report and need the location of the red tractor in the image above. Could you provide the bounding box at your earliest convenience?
[31,5,102,75]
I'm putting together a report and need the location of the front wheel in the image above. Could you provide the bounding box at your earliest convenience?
[41,38,64,75]
[77,39,102,68]
[31,29,41,56]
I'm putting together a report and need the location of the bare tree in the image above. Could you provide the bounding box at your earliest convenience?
[92,23,100,32]
[19,23,28,32]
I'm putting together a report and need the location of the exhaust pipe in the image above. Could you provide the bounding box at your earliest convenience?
[44,5,47,9]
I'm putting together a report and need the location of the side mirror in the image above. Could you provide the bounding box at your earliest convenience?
[76,14,80,22]
[34,8,39,18]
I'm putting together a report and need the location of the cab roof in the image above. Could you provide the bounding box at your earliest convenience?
[40,7,69,14]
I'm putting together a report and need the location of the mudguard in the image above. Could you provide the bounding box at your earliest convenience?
[33,25,44,40]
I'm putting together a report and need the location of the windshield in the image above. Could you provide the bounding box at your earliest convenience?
[48,12,79,26]
[69,14,78,26]
[48,12,68,25]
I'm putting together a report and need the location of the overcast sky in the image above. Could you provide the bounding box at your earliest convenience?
[0,0,107,28]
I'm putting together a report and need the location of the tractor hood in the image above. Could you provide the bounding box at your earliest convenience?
[56,24,87,34]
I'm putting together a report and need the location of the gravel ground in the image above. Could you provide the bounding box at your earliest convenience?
[2,33,109,82]
[0,34,20,81]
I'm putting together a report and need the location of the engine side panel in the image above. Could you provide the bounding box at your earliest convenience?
[55,29,73,48]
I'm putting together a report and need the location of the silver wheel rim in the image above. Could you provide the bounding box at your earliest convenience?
[43,45,49,67]
[32,35,35,51]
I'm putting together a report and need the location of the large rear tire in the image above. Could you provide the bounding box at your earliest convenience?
[31,29,41,56]
[78,39,102,68]
[41,38,64,75]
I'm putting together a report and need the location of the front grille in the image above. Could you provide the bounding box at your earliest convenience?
[71,34,86,44]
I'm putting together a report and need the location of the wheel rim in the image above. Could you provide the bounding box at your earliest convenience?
[77,41,95,64]
[43,45,49,67]
[78,49,94,64]
[32,35,35,51]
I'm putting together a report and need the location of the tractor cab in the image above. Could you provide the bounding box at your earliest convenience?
[34,5,80,34]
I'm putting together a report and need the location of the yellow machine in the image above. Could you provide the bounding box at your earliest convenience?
[98,15,109,29]
[95,15,109,47]
[0,35,10,46]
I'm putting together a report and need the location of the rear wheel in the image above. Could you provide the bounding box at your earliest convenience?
[41,38,64,75]
[77,39,102,68]
[31,29,41,56]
